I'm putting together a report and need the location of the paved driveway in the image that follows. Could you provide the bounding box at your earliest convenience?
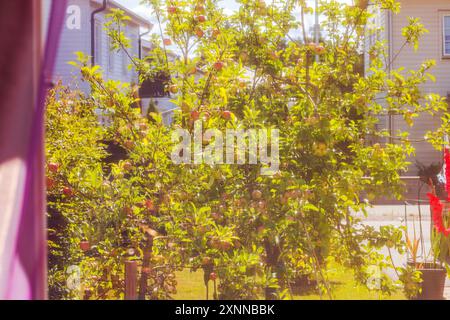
[361,205,450,299]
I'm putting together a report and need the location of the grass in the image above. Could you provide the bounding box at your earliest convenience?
[173,269,209,300]
[172,266,405,300]
[294,266,405,300]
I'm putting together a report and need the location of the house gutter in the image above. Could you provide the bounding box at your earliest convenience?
[138,29,151,59]
[91,0,108,66]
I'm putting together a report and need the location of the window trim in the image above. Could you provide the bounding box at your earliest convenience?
[443,14,450,58]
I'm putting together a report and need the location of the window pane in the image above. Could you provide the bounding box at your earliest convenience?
[95,21,102,67]
[108,37,114,73]
[445,16,450,55]
[122,51,128,76]
[122,26,129,76]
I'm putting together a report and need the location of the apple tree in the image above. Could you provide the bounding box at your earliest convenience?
[47,0,448,299]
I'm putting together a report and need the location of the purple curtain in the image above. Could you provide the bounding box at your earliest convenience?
[0,0,67,300]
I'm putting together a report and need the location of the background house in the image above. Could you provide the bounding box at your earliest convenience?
[363,0,450,200]
[54,0,179,125]
[54,0,150,91]
[54,0,150,92]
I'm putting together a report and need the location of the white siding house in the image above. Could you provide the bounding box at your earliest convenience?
[53,0,152,92]
[364,0,450,173]
[363,0,450,201]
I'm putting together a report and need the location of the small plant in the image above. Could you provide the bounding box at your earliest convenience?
[406,233,420,267]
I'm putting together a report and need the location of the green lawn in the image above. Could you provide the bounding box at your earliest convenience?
[173,269,210,300]
[173,267,405,300]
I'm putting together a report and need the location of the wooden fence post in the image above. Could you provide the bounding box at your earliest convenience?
[138,234,154,300]
[125,260,138,300]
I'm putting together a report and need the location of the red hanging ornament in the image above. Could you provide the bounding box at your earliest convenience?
[445,148,450,201]
[427,147,450,236]
[427,192,450,236]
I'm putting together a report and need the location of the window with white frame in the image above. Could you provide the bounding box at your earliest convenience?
[94,20,103,67]
[444,15,450,57]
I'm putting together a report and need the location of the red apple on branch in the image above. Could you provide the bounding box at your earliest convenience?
[213,61,224,71]
[257,200,267,211]
[314,45,326,55]
[196,15,206,23]
[63,186,74,197]
[195,27,204,38]
[220,241,233,251]
[252,190,262,200]
[190,110,200,121]
[48,162,60,173]
[79,240,90,252]
[169,84,178,94]
[46,177,56,190]
[222,110,232,120]
[145,199,155,212]
[209,272,217,281]
[188,66,198,75]
[142,267,151,274]
[167,6,177,14]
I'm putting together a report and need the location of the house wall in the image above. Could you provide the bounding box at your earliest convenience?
[364,3,389,73]
[53,0,142,92]
[364,4,390,136]
[53,0,91,92]
[391,0,450,173]
[92,3,140,84]
[365,0,450,175]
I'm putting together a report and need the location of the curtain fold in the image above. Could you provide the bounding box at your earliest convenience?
[0,0,67,300]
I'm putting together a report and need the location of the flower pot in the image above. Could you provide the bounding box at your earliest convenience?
[408,262,447,300]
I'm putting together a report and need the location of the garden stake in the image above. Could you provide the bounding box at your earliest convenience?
[125,260,138,300]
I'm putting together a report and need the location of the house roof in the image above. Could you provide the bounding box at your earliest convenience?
[91,0,153,29]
